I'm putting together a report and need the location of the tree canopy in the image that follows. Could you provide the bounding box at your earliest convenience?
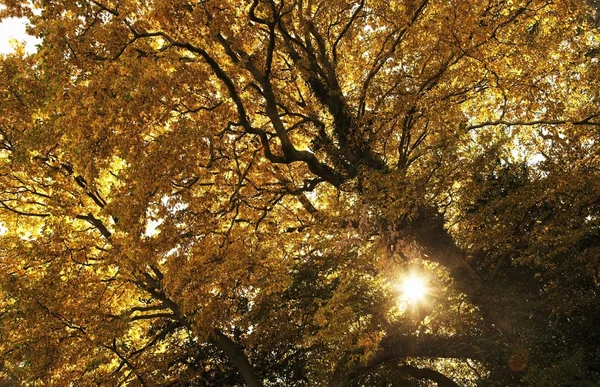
[1,0,600,385]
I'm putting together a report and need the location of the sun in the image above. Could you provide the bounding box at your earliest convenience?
[400,274,427,304]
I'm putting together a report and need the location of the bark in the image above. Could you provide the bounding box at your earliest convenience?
[331,207,519,385]
[409,207,513,333]
[333,333,482,386]
[136,274,263,387]
[399,365,460,387]
[210,329,263,387]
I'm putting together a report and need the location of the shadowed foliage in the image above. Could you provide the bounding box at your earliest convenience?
[1,0,600,385]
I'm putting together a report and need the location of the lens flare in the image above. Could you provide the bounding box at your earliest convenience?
[401,275,427,304]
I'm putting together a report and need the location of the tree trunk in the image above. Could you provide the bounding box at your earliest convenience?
[409,207,514,334]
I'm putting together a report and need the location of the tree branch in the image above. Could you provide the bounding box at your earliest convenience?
[209,329,263,387]
[335,332,481,386]
[75,213,112,239]
[466,113,600,130]
[398,365,460,387]
[130,28,345,186]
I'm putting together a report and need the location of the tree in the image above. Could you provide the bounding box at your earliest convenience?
[1,0,599,385]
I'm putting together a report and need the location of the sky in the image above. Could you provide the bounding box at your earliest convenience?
[0,16,39,235]
[0,17,40,55]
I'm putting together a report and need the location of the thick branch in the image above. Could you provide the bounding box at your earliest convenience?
[399,365,460,387]
[466,113,600,130]
[76,213,112,239]
[335,333,481,386]
[359,0,429,113]
[135,275,263,387]
[128,313,175,322]
[278,14,384,171]
[409,208,482,295]
[0,200,49,217]
[209,329,263,387]
[332,0,365,64]
[131,29,344,186]
[408,208,514,335]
